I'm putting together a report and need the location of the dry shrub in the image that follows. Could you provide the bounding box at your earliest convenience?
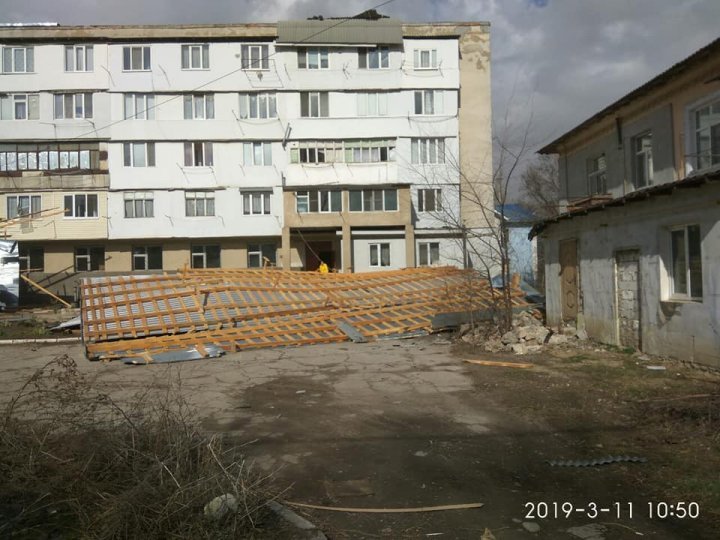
[0,355,274,539]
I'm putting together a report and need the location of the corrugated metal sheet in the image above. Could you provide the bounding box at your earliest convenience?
[277,19,403,45]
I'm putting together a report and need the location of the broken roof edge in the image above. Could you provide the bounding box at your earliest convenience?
[528,170,720,239]
[539,36,720,155]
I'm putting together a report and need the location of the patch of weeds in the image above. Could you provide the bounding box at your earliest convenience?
[563,354,589,363]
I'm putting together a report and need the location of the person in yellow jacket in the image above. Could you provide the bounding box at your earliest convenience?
[317,261,329,274]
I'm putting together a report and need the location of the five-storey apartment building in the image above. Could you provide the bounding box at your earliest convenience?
[0,18,493,299]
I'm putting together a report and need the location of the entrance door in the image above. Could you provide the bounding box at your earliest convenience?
[559,239,578,322]
[615,250,641,350]
[306,242,335,271]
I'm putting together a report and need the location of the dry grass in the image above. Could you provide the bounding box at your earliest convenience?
[0,355,275,539]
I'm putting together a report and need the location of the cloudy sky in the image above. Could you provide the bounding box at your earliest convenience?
[3,0,719,190]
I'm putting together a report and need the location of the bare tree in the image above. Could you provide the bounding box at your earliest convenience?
[520,154,560,218]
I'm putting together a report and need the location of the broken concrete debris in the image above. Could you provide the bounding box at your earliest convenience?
[79,267,529,363]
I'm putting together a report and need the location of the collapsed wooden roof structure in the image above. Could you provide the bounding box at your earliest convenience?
[80,267,530,363]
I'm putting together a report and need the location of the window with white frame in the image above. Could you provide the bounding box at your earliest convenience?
[183,94,214,119]
[185,191,215,217]
[297,47,329,69]
[191,244,220,268]
[238,93,277,119]
[357,92,388,116]
[413,90,443,115]
[241,44,269,70]
[418,242,440,266]
[290,140,395,164]
[295,190,342,213]
[243,142,272,166]
[132,245,162,270]
[123,142,155,167]
[122,45,151,71]
[181,44,209,69]
[0,144,97,172]
[587,154,607,195]
[183,142,213,166]
[349,189,398,212]
[241,191,271,215]
[74,246,105,271]
[6,194,41,219]
[123,191,154,218]
[418,188,442,212]
[64,45,93,72]
[632,132,653,188]
[0,94,39,120]
[369,243,391,267]
[413,48,438,69]
[124,93,155,120]
[247,243,276,268]
[411,138,445,164]
[670,225,703,300]
[2,46,34,73]
[18,245,44,271]
[64,193,98,218]
[300,92,329,118]
[358,47,389,69]
[692,99,720,171]
[53,93,93,119]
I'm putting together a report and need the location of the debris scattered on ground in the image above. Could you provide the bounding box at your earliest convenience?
[547,456,647,467]
[464,359,534,369]
[79,267,529,363]
[283,501,484,513]
[567,523,608,539]
[522,521,541,533]
[646,365,667,371]
[204,494,238,520]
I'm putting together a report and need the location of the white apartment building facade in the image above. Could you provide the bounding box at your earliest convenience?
[0,18,493,299]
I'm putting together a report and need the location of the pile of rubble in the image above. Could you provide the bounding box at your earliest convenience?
[459,311,589,355]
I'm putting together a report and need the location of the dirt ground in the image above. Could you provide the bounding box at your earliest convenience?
[1,336,719,539]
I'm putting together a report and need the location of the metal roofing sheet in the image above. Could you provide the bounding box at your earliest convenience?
[277,19,403,45]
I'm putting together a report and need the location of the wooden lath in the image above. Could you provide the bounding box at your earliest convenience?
[80,267,531,362]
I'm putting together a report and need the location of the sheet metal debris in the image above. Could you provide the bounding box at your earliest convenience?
[547,456,647,467]
[80,267,529,362]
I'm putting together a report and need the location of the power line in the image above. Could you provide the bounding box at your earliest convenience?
[70,0,398,141]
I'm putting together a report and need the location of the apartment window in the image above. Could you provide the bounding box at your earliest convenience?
[243,142,272,166]
[123,45,151,71]
[74,247,105,271]
[53,93,93,119]
[247,243,276,268]
[413,48,438,69]
[183,94,214,119]
[345,139,396,163]
[0,94,39,120]
[123,191,154,218]
[185,191,215,217]
[418,189,442,212]
[414,90,443,115]
[349,189,398,212]
[238,93,277,119]
[64,194,98,218]
[632,132,653,188]
[300,92,329,118]
[65,45,93,72]
[670,225,703,300]
[181,44,209,70]
[191,244,220,268]
[2,46,34,73]
[18,246,44,272]
[123,142,156,167]
[0,144,97,172]
[411,138,445,164]
[587,155,607,195]
[357,92,388,116]
[358,47,389,69]
[241,191,271,215]
[6,195,41,219]
[241,44,269,70]
[297,47,329,69]
[693,99,720,171]
[369,243,391,267]
[184,142,213,167]
[418,242,440,266]
[295,190,342,213]
[132,246,162,270]
[124,93,155,120]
